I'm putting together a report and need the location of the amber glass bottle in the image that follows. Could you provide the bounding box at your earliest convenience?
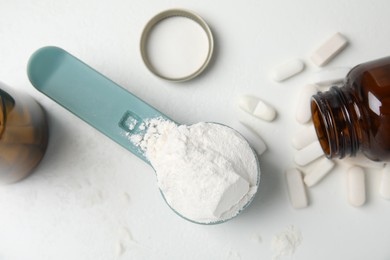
[311,57,390,161]
[0,82,48,183]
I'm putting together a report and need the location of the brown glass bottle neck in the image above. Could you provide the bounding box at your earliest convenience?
[0,96,5,139]
[0,89,16,139]
[311,86,361,159]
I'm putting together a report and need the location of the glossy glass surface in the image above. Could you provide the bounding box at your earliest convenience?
[0,84,48,183]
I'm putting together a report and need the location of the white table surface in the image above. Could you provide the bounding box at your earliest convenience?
[1,1,390,259]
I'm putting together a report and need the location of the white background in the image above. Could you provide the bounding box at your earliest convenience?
[1,0,390,259]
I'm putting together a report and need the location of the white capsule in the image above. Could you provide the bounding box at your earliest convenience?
[310,32,348,67]
[295,84,318,124]
[294,141,324,166]
[238,121,267,155]
[347,166,366,207]
[309,67,351,86]
[238,95,277,122]
[379,165,390,200]
[303,157,335,187]
[342,153,385,169]
[269,59,305,82]
[291,126,318,150]
[285,168,308,209]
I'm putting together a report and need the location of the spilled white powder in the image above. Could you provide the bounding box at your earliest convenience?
[271,225,302,260]
[131,118,259,224]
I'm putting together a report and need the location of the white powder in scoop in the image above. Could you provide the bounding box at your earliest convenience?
[131,118,259,224]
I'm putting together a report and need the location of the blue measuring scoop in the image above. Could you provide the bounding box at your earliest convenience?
[27,46,260,224]
[27,46,170,164]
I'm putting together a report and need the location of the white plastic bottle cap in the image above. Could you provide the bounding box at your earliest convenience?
[140,9,214,82]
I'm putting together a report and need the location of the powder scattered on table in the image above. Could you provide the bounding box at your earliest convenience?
[271,225,302,260]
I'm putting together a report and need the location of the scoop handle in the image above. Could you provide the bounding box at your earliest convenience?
[27,46,171,163]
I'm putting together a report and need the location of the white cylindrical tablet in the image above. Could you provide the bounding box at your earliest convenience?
[310,32,348,67]
[309,67,351,86]
[269,59,305,82]
[379,165,390,200]
[347,166,366,207]
[294,141,324,166]
[238,121,267,155]
[342,153,385,169]
[291,126,318,150]
[285,168,308,209]
[238,95,277,122]
[295,84,318,124]
[303,157,335,187]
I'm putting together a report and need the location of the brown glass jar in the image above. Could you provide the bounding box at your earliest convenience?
[0,82,48,183]
[311,56,390,161]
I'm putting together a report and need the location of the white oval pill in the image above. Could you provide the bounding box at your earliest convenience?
[238,95,258,114]
[303,157,335,187]
[310,32,348,67]
[379,165,390,200]
[286,168,308,209]
[269,59,305,82]
[295,84,318,124]
[294,141,324,166]
[347,166,366,207]
[309,67,351,86]
[253,100,277,121]
[291,126,318,150]
[238,95,277,122]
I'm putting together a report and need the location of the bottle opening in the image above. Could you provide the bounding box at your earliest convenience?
[311,87,360,159]
[0,89,15,139]
[311,97,332,157]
